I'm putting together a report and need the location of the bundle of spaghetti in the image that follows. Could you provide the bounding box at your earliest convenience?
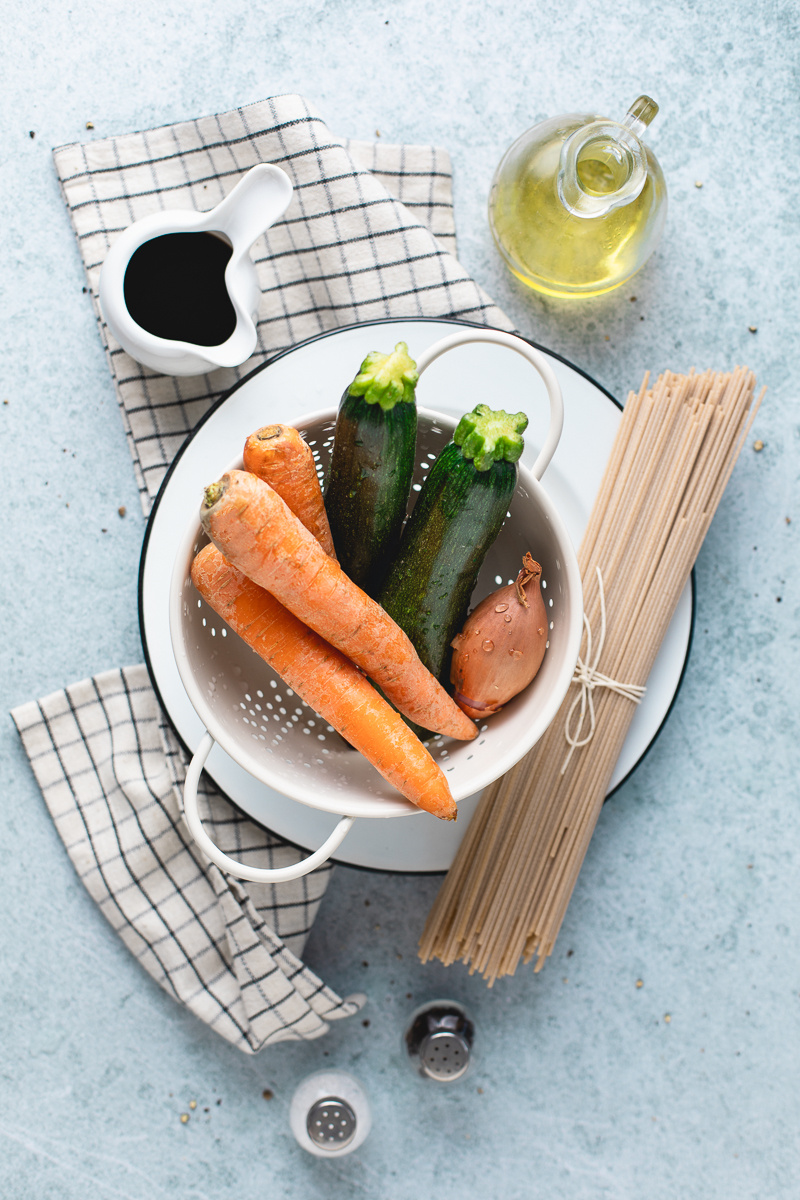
[419,367,764,984]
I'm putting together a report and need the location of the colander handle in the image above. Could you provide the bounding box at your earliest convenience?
[415,329,564,481]
[182,733,355,882]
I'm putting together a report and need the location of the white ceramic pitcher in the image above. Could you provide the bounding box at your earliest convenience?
[99,164,293,376]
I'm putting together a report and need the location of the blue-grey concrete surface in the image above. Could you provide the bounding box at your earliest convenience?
[2,1,798,1196]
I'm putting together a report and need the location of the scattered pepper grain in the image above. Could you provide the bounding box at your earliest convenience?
[118,505,127,517]
[262,1089,274,1101]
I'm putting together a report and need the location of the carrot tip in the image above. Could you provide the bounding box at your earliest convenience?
[203,478,227,509]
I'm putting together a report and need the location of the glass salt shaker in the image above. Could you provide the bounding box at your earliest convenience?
[289,1070,372,1157]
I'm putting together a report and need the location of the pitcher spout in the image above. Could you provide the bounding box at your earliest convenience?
[557,95,659,219]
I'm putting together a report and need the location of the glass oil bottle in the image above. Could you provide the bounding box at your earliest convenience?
[488,96,667,298]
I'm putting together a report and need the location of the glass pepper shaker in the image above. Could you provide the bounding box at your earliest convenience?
[403,999,476,1082]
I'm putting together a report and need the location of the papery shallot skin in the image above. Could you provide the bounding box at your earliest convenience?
[449,554,548,720]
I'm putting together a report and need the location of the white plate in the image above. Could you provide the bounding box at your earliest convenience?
[139,318,694,873]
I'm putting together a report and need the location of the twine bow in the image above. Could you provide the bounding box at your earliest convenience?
[561,567,646,775]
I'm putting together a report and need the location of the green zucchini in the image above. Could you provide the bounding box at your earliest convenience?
[378,404,528,685]
[325,342,419,597]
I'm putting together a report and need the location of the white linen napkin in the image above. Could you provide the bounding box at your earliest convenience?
[12,94,512,1053]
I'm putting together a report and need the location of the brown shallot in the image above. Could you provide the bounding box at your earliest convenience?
[449,553,548,720]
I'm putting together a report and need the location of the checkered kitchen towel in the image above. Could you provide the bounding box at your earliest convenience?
[12,667,364,1050]
[12,94,512,1053]
[55,92,511,514]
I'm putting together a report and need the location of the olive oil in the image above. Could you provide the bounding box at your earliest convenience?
[488,100,666,298]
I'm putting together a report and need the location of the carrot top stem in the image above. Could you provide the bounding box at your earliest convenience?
[347,341,419,411]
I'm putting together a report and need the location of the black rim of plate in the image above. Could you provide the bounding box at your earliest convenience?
[138,316,696,875]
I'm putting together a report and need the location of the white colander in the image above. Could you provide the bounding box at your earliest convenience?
[169,329,583,881]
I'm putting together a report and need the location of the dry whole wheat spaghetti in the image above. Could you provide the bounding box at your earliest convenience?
[419,368,764,984]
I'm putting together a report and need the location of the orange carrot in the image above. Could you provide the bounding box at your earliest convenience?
[242,423,337,559]
[191,542,456,820]
[200,470,478,742]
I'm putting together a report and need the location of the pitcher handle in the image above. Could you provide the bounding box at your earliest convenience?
[183,733,355,883]
[415,328,564,481]
[204,163,294,255]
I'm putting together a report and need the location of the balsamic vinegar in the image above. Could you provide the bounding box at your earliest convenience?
[123,231,236,347]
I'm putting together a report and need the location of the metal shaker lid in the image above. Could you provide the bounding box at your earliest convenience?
[306,1096,358,1150]
[418,1029,471,1081]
